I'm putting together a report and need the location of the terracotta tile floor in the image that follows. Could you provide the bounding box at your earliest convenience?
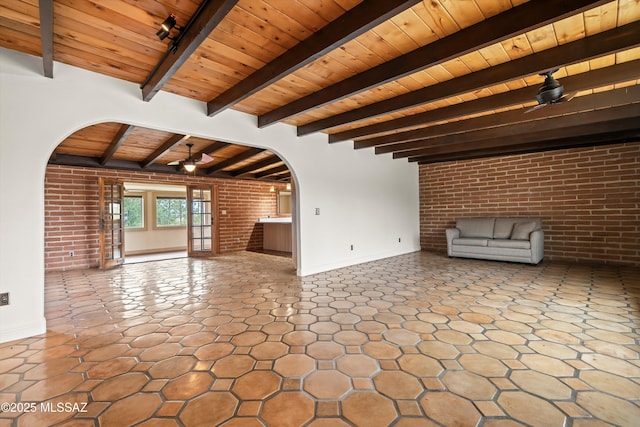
[1,251,639,426]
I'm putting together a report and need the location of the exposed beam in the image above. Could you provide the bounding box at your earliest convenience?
[39,0,54,78]
[332,60,640,143]
[50,154,202,175]
[48,154,286,182]
[141,0,239,101]
[255,164,289,179]
[194,141,231,161]
[101,124,136,165]
[373,86,640,154]
[207,0,421,117]
[401,110,640,161]
[141,134,189,168]
[231,155,282,177]
[297,22,640,136]
[258,0,608,127]
[206,147,265,174]
[414,129,640,164]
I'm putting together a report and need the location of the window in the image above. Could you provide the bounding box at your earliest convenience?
[156,196,187,227]
[124,196,144,228]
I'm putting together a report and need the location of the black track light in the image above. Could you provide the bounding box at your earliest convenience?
[156,14,178,41]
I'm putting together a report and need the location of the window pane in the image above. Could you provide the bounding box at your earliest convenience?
[156,197,187,226]
[124,196,144,228]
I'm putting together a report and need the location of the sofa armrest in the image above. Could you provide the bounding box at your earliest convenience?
[445,228,460,256]
[530,229,544,264]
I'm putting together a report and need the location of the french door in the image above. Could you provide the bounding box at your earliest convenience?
[187,184,218,257]
[99,178,125,269]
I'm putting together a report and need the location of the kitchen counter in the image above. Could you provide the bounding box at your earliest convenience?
[259,218,292,252]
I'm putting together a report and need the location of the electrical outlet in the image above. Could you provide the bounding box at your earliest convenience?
[398,237,401,243]
[350,244,354,251]
[0,293,8,306]
[69,250,75,257]
[315,208,320,215]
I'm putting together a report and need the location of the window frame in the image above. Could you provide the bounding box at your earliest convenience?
[154,194,188,229]
[123,194,146,230]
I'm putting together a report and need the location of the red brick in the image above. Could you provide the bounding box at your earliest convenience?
[419,141,639,266]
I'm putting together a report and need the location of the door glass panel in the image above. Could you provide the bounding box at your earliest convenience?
[100,178,125,268]
[188,186,213,256]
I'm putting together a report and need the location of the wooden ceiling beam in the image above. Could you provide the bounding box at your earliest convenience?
[401,112,640,161]
[374,85,640,155]
[49,154,285,182]
[141,0,239,102]
[50,154,197,175]
[194,141,231,161]
[206,147,265,174]
[255,164,289,179]
[207,0,421,117]
[141,134,189,168]
[333,60,640,143]
[39,0,54,78]
[298,22,640,136]
[101,124,136,165]
[231,155,282,177]
[258,0,608,128]
[414,129,640,165]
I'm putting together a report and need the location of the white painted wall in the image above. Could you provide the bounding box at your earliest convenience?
[0,48,420,343]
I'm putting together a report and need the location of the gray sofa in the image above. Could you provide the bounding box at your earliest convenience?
[446,217,544,264]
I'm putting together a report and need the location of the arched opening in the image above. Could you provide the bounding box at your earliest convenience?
[45,122,298,272]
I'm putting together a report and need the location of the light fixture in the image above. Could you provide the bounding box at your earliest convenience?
[183,143,197,173]
[269,186,275,193]
[156,14,183,51]
[286,183,291,191]
[156,15,177,41]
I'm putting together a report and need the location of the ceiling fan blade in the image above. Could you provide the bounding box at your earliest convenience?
[558,91,578,103]
[197,153,214,164]
[167,160,183,166]
[524,103,548,114]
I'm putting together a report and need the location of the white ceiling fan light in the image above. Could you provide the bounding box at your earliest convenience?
[167,143,214,172]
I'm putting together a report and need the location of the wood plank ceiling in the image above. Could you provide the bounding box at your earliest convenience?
[1,0,639,176]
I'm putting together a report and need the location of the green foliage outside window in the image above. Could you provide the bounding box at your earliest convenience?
[124,196,143,228]
[156,197,187,226]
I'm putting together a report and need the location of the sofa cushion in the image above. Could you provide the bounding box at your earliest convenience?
[488,239,531,249]
[493,219,515,239]
[457,218,495,238]
[511,221,538,240]
[452,238,489,247]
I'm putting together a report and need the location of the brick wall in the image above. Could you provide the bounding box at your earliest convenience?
[419,141,640,266]
[45,165,283,271]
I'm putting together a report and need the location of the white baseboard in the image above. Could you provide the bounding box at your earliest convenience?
[0,318,47,344]
[299,246,421,277]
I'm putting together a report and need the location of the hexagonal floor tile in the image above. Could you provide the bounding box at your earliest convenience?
[162,372,213,400]
[261,392,315,427]
[232,371,281,400]
[342,391,398,427]
[179,392,238,427]
[274,354,316,377]
[304,370,351,399]
[373,371,424,399]
[336,354,379,378]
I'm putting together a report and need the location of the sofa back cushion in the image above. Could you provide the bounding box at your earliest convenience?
[457,217,496,238]
[511,220,540,240]
[494,218,516,239]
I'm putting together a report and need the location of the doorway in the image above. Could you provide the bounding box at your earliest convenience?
[101,180,217,266]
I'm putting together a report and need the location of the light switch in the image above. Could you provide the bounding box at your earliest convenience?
[315,208,320,215]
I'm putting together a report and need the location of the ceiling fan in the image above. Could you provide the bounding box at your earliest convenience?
[525,69,577,113]
[168,143,213,172]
